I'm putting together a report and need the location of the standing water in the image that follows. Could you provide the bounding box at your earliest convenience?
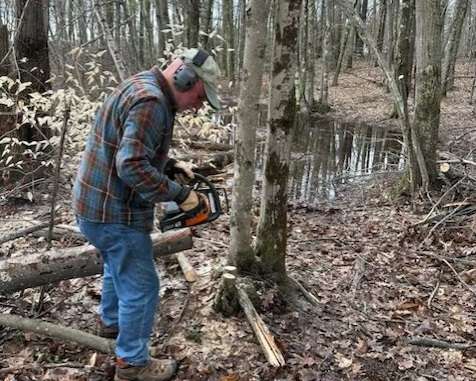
[255,117,405,202]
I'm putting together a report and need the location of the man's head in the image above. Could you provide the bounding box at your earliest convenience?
[163,48,220,112]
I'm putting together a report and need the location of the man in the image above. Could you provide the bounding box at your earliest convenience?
[73,48,220,381]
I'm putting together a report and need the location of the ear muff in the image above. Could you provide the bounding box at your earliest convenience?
[173,64,199,92]
[173,49,210,92]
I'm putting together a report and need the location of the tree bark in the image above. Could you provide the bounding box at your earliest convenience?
[355,0,368,55]
[319,0,330,106]
[392,0,415,117]
[0,314,115,353]
[0,229,193,294]
[223,0,235,80]
[200,0,214,50]
[384,0,395,67]
[15,0,50,92]
[229,0,271,271]
[94,1,128,81]
[442,0,470,95]
[255,0,302,283]
[414,0,443,187]
[187,0,200,47]
[156,0,170,59]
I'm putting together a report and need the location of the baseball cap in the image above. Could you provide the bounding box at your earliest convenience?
[181,48,221,110]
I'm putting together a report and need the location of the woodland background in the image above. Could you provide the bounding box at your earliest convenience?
[0,0,475,380]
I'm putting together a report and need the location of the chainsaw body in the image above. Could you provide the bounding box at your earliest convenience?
[159,173,225,231]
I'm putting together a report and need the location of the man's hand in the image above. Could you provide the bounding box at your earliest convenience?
[179,191,209,213]
[164,159,195,185]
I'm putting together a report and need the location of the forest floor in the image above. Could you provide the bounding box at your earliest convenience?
[0,60,476,381]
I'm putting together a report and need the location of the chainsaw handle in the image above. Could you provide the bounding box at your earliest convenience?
[191,173,222,222]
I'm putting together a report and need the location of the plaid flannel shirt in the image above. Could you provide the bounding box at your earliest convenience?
[73,67,186,231]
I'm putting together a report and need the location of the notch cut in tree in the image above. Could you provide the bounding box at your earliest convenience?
[0,228,193,294]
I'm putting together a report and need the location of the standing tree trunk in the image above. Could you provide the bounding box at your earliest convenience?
[306,0,318,104]
[94,2,128,81]
[15,0,50,143]
[200,0,214,50]
[229,0,271,272]
[384,0,395,67]
[375,0,386,65]
[143,0,155,65]
[237,0,247,76]
[223,0,235,80]
[156,0,170,59]
[392,0,415,117]
[441,0,470,95]
[16,0,50,93]
[355,0,368,55]
[319,0,330,107]
[413,0,443,187]
[186,0,200,47]
[121,0,139,72]
[255,0,302,283]
[0,24,9,77]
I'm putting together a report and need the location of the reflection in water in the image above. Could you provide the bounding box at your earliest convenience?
[256,117,404,202]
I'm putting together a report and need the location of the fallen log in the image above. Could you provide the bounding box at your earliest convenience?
[0,228,193,294]
[0,221,53,245]
[236,283,285,367]
[0,313,114,353]
[188,141,233,151]
[0,313,115,353]
[176,252,198,282]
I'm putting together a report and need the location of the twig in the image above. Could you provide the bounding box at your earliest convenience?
[288,276,320,306]
[36,277,99,318]
[0,221,51,245]
[427,268,442,309]
[47,102,70,249]
[423,198,468,240]
[420,251,476,298]
[408,336,476,350]
[415,177,466,226]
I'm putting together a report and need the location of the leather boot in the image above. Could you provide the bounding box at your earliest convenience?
[115,358,177,381]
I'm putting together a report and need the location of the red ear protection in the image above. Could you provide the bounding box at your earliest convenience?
[173,49,209,92]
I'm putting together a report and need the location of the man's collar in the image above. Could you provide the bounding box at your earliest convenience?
[151,66,177,113]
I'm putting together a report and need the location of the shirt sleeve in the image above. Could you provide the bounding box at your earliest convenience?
[115,100,184,203]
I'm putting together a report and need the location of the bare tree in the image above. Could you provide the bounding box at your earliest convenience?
[413,0,443,186]
[255,0,302,283]
[442,0,470,95]
[16,0,50,93]
[229,0,271,271]
[223,0,235,79]
[392,0,415,117]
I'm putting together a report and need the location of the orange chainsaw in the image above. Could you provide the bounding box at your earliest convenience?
[159,173,226,232]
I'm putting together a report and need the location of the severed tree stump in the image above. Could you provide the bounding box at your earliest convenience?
[213,266,240,317]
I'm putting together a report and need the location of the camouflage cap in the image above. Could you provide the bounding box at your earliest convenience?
[181,48,221,110]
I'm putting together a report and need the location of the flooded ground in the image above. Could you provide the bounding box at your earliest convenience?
[255,116,405,202]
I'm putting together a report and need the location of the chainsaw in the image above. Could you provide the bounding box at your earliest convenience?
[159,173,227,232]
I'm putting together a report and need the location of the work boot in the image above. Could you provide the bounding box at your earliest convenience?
[115,358,177,381]
[96,319,119,339]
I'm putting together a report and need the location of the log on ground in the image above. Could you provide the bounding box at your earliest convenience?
[0,228,193,294]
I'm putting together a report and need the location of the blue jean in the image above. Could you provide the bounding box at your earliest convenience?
[77,217,159,365]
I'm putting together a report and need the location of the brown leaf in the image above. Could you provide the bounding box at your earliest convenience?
[220,374,239,381]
